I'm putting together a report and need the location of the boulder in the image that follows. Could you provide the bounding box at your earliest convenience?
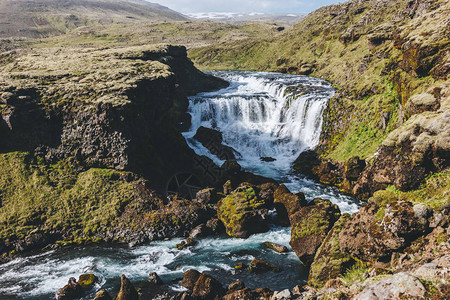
[249,259,280,273]
[339,201,424,261]
[273,185,307,226]
[262,242,288,253]
[308,213,355,288]
[77,273,97,290]
[406,93,440,115]
[270,289,291,300]
[115,274,139,300]
[147,272,164,286]
[217,185,269,238]
[181,269,201,290]
[292,150,320,178]
[55,277,83,300]
[290,199,341,266]
[196,188,221,204]
[176,237,197,250]
[205,218,225,235]
[343,156,365,181]
[189,224,211,239]
[257,182,279,208]
[355,272,426,299]
[227,280,245,293]
[93,289,113,300]
[194,126,237,160]
[192,273,225,299]
[253,288,273,299]
[223,288,253,300]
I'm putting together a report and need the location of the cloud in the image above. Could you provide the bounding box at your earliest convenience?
[151,0,342,14]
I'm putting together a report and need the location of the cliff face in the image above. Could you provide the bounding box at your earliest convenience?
[189,0,449,198]
[0,45,228,256]
[0,45,227,188]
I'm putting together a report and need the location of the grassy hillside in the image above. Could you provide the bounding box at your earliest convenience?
[189,0,449,163]
[0,0,187,38]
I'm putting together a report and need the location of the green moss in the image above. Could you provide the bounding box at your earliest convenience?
[0,152,140,241]
[370,169,450,211]
[342,263,368,286]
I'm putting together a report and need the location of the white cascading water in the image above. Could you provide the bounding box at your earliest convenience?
[184,71,359,213]
[184,71,333,176]
[0,72,360,299]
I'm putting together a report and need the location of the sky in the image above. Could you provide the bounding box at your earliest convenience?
[152,0,344,14]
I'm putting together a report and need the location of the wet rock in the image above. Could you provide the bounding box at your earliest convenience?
[339,201,424,261]
[308,213,355,288]
[192,273,225,299]
[115,274,139,300]
[77,273,97,290]
[176,237,197,250]
[260,157,276,162]
[257,182,278,208]
[93,289,113,300]
[273,184,307,226]
[270,289,291,300]
[290,199,341,266]
[196,188,221,204]
[205,218,225,235]
[235,262,247,270]
[355,272,426,299]
[227,280,245,293]
[189,224,211,239]
[56,277,83,300]
[194,127,237,160]
[292,150,320,178]
[181,269,201,290]
[148,272,164,285]
[217,185,269,238]
[249,259,280,273]
[262,242,288,253]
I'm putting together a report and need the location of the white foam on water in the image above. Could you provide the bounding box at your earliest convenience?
[184,71,360,214]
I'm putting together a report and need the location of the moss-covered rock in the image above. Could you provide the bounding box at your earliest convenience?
[262,242,288,253]
[308,213,355,288]
[77,273,98,290]
[249,259,280,273]
[290,199,341,266]
[217,185,269,238]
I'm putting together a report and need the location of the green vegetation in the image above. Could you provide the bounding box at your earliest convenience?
[342,263,368,286]
[0,152,140,240]
[371,169,450,210]
[189,0,449,162]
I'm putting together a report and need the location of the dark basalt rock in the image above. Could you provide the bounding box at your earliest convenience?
[263,242,289,253]
[181,269,201,290]
[93,289,112,300]
[249,259,280,273]
[227,280,245,293]
[196,188,222,204]
[115,274,139,300]
[148,272,164,286]
[194,126,238,160]
[292,150,320,178]
[260,156,276,162]
[192,273,225,299]
[222,287,254,300]
[273,184,307,226]
[56,277,83,300]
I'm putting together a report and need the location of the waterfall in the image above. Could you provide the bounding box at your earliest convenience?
[184,71,335,175]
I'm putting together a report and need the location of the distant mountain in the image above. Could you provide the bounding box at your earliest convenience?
[0,0,188,38]
[187,12,306,26]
